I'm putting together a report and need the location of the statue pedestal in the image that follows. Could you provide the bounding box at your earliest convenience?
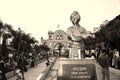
[69,42,83,59]
[57,58,101,80]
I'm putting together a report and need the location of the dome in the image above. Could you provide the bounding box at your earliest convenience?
[48,30,53,35]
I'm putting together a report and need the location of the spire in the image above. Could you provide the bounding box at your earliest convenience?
[57,24,60,29]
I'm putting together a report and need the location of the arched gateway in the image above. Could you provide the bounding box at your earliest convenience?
[41,29,86,58]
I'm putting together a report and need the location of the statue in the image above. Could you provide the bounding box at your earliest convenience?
[67,11,88,59]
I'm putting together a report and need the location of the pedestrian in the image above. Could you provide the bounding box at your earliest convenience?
[98,49,110,80]
[112,49,119,69]
[0,57,7,80]
[15,69,23,80]
[17,53,26,80]
[46,55,50,66]
[109,48,113,67]
[31,56,35,67]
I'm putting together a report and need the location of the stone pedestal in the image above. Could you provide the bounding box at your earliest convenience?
[69,42,84,59]
[57,58,101,80]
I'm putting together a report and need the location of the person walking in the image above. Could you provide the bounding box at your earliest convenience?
[0,59,7,80]
[15,69,22,80]
[98,49,110,80]
[17,53,26,80]
[112,49,119,69]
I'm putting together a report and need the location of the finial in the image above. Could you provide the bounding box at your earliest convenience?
[57,24,60,29]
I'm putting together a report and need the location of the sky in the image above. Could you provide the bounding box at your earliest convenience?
[0,0,120,42]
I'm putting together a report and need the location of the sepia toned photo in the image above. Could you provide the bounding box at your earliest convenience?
[0,0,120,80]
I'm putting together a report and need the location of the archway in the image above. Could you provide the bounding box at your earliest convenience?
[53,43,66,57]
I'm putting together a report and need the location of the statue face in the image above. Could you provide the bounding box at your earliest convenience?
[70,11,80,25]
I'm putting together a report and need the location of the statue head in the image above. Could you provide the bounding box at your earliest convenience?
[70,11,81,25]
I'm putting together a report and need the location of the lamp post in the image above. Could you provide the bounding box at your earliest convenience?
[8,53,13,69]
[29,52,32,61]
[38,53,41,60]
[29,52,32,65]
[19,53,25,80]
[17,28,23,55]
[29,52,32,57]
[8,53,13,58]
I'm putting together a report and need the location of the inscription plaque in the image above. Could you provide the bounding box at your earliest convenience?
[57,59,98,80]
[62,64,96,80]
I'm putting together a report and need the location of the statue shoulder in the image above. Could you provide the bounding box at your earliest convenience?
[67,26,74,30]
[80,26,86,30]
[66,26,74,33]
[79,26,87,33]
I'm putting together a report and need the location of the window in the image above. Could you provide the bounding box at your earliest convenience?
[56,33,63,40]
[49,35,52,40]
[60,35,63,40]
[56,35,59,40]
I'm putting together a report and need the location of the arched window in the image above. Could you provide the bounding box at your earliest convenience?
[60,35,63,40]
[56,35,60,40]
[56,33,63,40]
[49,35,52,40]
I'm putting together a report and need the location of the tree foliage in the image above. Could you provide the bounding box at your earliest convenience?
[105,15,120,49]
[94,15,120,50]
[83,36,96,49]
[0,20,39,57]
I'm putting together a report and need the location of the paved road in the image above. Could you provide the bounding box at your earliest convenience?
[8,57,120,80]
[97,64,120,80]
[109,67,120,80]
[8,57,55,80]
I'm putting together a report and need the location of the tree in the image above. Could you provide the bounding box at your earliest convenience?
[1,23,14,57]
[99,15,120,49]
[83,36,96,49]
[39,42,50,51]
[0,20,3,57]
[93,15,120,50]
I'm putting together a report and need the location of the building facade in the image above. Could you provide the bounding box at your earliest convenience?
[41,29,71,56]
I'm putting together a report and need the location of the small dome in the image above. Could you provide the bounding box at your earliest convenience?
[48,30,53,35]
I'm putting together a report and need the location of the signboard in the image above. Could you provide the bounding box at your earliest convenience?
[57,59,98,80]
[62,64,96,80]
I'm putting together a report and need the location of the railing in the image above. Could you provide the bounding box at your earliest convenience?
[39,57,57,80]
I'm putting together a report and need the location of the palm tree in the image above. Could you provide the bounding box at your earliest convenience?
[1,23,14,57]
[11,28,22,53]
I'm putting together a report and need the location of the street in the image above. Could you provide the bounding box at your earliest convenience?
[8,57,120,80]
[8,57,55,80]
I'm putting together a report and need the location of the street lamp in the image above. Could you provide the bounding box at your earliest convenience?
[8,53,13,58]
[8,53,13,69]
[29,53,32,56]
[38,53,41,60]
